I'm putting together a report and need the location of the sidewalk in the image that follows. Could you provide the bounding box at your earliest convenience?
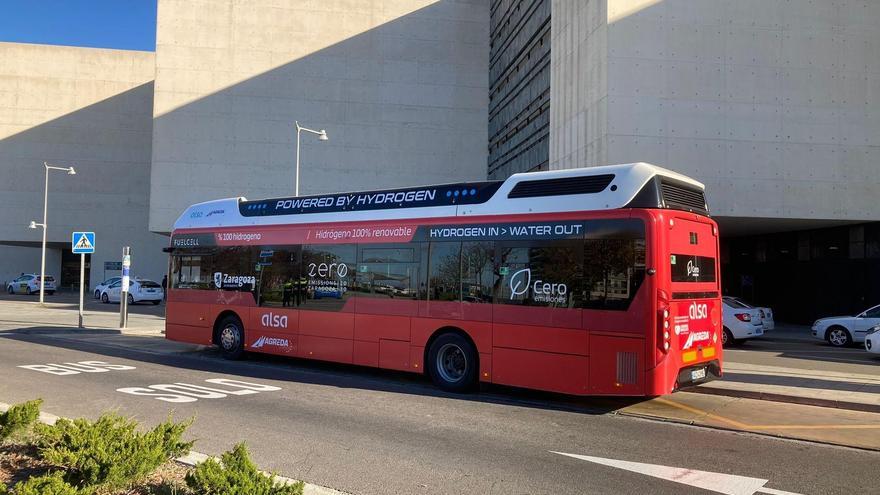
[696,362,880,413]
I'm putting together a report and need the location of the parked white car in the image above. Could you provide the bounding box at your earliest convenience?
[721,298,764,347]
[726,297,775,331]
[866,325,880,355]
[100,278,163,305]
[6,273,56,295]
[93,276,122,299]
[811,304,880,347]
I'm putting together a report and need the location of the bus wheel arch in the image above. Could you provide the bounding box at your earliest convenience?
[424,327,479,393]
[213,311,246,360]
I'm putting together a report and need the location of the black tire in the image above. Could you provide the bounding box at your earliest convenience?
[7,286,13,294]
[151,300,160,305]
[101,292,109,303]
[721,328,736,348]
[94,289,100,299]
[216,315,245,360]
[27,288,34,295]
[826,326,852,347]
[127,294,135,305]
[47,291,54,296]
[427,332,478,393]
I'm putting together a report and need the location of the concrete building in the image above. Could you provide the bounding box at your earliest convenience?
[148,0,489,232]
[495,0,880,320]
[0,42,166,289]
[1,0,879,321]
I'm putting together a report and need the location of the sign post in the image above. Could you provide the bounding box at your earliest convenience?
[120,247,131,329]
[71,231,95,329]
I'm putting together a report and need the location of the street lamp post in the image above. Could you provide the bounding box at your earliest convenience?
[294,121,328,196]
[30,162,76,305]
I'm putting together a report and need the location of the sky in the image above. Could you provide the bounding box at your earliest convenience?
[0,0,157,51]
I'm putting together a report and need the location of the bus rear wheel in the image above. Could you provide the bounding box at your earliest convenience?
[216,315,245,360]
[427,333,477,393]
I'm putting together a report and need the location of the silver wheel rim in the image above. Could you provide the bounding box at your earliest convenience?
[722,330,728,345]
[220,325,240,351]
[436,343,467,383]
[830,329,847,346]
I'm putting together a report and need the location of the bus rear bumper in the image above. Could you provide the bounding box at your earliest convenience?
[674,360,721,391]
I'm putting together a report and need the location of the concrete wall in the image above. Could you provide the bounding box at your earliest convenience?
[549,0,608,170]
[149,0,489,232]
[550,0,880,223]
[0,43,167,287]
[0,245,59,291]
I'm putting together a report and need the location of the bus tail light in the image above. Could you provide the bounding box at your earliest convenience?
[657,290,670,354]
[734,313,751,322]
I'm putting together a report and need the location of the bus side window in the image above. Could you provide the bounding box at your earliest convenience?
[461,241,494,304]
[256,248,302,307]
[582,219,647,311]
[497,241,582,308]
[356,244,418,299]
[427,242,460,301]
[172,254,212,290]
[301,244,356,311]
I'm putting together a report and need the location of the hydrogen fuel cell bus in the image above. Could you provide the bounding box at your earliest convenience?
[164,163,722,396]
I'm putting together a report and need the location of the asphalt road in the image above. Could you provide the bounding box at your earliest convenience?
[0,328,876,495]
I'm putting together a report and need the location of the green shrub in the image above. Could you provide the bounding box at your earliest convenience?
[8,472,79,495]
[185,443,303,495]
[0,399,43,442]
[36,413,193,492]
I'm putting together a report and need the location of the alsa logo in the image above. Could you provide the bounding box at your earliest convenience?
[689,302,709,320]
[509,268,568,303]
[687,260,700,278]
[260,312,288,328]
[214,272,256,288]
[251,336,290,349]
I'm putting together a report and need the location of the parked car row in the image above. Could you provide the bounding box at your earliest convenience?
[721,296,772,347]
[94,277,163,305]
[5,273,55,295]
[812,304,880,357]
[5,274,163,306]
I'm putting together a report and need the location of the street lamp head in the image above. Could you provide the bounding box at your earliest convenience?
[67,166,76,175]
[318,130,328,141]
[28,221,37,229]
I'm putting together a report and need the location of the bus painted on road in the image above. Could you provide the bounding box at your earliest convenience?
[164,163,722,396]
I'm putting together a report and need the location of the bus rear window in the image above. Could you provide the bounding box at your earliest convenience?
[670,254,715,283]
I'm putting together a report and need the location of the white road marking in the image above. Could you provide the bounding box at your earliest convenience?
[551,451,803,495]
[18,361,136,375]
[117,378,282,402]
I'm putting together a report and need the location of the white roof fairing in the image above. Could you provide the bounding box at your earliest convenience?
[172,163,704,231]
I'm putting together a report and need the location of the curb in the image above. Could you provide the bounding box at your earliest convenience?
[691,386,880,414]
[616,408,880,453]
[0,402,351,495]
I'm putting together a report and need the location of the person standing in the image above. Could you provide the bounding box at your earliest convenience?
[161,274,168,302]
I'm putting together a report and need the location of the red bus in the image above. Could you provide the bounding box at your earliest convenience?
[165,163,721,396]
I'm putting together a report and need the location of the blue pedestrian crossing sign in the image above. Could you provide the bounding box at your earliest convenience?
[71,232,95,254]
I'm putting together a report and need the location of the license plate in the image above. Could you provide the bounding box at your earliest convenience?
[691,368,706,381]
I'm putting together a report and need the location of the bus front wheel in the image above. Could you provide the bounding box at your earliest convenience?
[427,333,477,393]
[217,315,245,360]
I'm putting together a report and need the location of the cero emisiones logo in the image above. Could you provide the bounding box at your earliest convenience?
[508,267,568,304]
[509,268,532,298]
